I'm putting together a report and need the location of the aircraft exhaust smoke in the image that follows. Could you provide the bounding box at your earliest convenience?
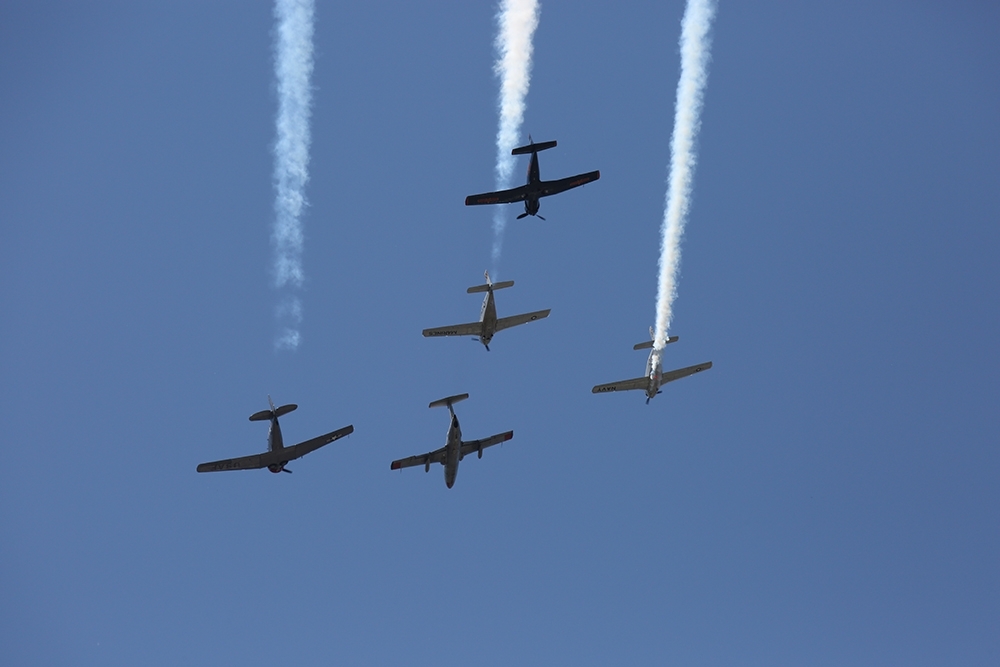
[271,0,315,350]
[652,0,717,369]
[491,0,540,270]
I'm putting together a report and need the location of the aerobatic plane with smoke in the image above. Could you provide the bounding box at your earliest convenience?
[390,393,513,489]
[592,331,712,404]
[466,138,600,220]
[196,397,353,474]
[422,271,550,351]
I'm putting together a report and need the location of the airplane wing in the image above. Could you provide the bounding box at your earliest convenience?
[537,170,601,198]
[592,376,649,394]
[196,424,354,473]
[422,321,483,338]
[390,446,447,471]
[460,430,514,459]
[465,184,531,206]
[494,309,551,332]
[279,424,355,462]
[660,361,713,384]
[197,452,268,473]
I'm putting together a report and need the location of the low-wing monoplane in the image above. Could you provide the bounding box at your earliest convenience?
[592,331,713,404]
[197,397,353,473]
[465,137,600,219]
[422,271,550,351]
[390,393,513,488]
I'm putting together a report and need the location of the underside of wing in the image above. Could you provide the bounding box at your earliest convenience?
[422,321,483,338]
[459,430,514,458]
[660,361,713,385]
[465,185,530,206]
[277,424,355,463]
[391,446,447,471]
[537,170,601,198]
[494,309,551,333]
[592,376,649,394]
[197,452,266,473]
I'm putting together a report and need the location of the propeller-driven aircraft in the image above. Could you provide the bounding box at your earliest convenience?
[196,397,353,474]
[390,393,513,488]
[465,137,600,220]
[592,331,713,404]
[422,271,550,351]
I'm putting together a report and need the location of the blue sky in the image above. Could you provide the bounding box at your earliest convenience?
[1,1,998,665]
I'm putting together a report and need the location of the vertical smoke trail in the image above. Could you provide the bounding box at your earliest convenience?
[491,0,540,269]
[652,0,717,366]
[271,0,314,350]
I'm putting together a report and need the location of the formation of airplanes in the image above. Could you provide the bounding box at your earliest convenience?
[197,138,713,486]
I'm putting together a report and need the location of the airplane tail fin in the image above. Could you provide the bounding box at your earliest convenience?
[468,270,514,293]
[249,401,298,421]
[429,393,470,409]
[634,335,678,351]
[512,139,557,155]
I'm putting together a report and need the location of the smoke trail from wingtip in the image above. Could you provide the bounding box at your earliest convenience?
[652,0,716,368]
[491,0,540,269]
[271,0,314,350]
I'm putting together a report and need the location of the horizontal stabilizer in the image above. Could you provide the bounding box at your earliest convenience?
[468,280,514,294]
[512,139,556,155]
[249,404,297,421]
[429,393,469,409]
[633,335,678,351]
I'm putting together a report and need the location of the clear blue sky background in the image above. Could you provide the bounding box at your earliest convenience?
[2,1,997,665]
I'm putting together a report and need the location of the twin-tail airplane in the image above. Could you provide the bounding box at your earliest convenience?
[592,330,713,404]
[465,137,600,220]
[422,271,550,351]
[196,397,353,474]
[390,393,513,488]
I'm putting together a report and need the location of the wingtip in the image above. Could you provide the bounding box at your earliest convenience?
[390,461,401,470]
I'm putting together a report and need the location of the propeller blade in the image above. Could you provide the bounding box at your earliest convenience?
[282,468,292,473]
[537,214,546,221]
[516,212,529,219]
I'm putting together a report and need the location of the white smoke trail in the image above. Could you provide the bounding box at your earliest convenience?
[652,0,716,367]
[271,0,314,350]
[491,0,540,268]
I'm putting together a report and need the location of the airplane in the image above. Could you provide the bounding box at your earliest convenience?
[422,271,550,351]
[390,393,513,488]
[196,397,353,474]
[592,330,713,404]
[465,137,600,220]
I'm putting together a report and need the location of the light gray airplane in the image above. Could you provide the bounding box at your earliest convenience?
[592,331,713,404]
[390,393,513,488]
[422,271,550,351]
[197,397,353,474]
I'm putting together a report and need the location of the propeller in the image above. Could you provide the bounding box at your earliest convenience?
[536,214,545,221]
[517,212,529,219]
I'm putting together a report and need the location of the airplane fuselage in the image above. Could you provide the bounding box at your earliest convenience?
[443,414,463,488]
[522,151,542,217]
[478,289,499,349]
[644,350,664,402]
[266,417,289,473]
